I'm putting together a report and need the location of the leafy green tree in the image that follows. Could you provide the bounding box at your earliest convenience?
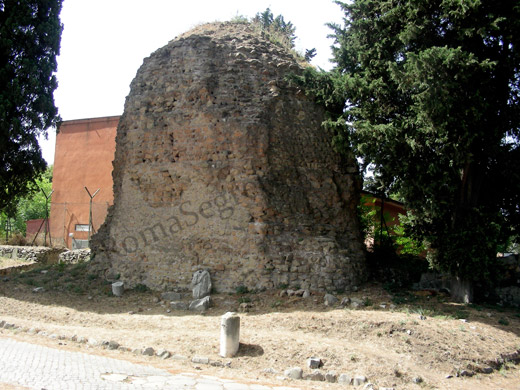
[294,0,520,284]
[0,0,63,211]
[0,165,52,237]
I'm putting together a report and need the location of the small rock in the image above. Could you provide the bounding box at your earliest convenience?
[419,315,427,320]
[406,329,413,335]
[325,371,338,383]
[239,302,252,313]
[107,340,120,350]
[350,298,365,308]
[32,287,44,293]
[166,309,171,313]
[189,296,211,311]
[412,376,423,383]
[49,334,58,339]
[380,388,395,390]
[287,289,295,297]
[295,289,305,297]
[210,360,224,367]
[284,367,303,380]
[459,370,474,377]
[171,354,188,361]
[304,370,325,381]
[87,338,100,347]
[324,294,339,306]
[379,304,387,309]
[353,376,367,386]
[192,356,210,364]
[161,292,181,301]
[40,270,48,274]
[142,347,155,356]
[445,375,453,379]
[152,296,160,303]
[263,368,279,375]
[481,367,493,374]
[128,311,135,315]
[340,297,351,307]
[77,336,86,343]
[87,296,93,300]
[302,290,310,299]
[363,384,376,390]
[307,357,322,369]
[157,349,171,359]
[279,290,287,297]
[338,374,352,384]
[28,328,38,335]
[170,301,188,310]
[132,348,142,355]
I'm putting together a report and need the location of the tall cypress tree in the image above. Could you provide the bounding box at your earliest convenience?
[0,0,63,211]
[295,0,520,287]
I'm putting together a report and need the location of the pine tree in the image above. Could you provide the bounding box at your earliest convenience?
[0,0,63,210]
[294,0,520,286]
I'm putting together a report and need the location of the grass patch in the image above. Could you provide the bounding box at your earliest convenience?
[133,283,149,293]
[235,285,250,294]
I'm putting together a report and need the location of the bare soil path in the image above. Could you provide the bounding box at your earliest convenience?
[1,261,519,389]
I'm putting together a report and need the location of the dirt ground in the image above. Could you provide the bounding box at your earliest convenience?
[1,259,520,390]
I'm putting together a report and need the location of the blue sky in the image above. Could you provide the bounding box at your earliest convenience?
[40,0,344,163]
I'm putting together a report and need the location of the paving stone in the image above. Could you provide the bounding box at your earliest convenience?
[0,335,304,390]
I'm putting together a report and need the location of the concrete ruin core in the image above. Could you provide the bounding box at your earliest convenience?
[90,22,367,292]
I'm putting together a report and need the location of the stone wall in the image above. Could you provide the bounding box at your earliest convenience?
[91,22,367,293]
[59,249,91,264]
[0,245,64,264]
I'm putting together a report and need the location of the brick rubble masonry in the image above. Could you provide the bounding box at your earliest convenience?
[90,22,367,292]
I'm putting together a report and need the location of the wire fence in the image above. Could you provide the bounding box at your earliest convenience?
[47,202,110,248]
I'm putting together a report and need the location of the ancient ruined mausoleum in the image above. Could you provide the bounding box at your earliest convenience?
[91,22,366,292]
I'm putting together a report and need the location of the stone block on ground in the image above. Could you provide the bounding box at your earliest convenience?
[338,374,352,385]
[189,296,211,311]
[353,376,367,386]
[307,357,322,369]
[324,294,338,306]
[325,371,338,383]
[304,371,325,381]
[284,367,303,380]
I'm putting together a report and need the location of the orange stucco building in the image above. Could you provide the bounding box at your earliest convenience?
[49,116,119,248]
